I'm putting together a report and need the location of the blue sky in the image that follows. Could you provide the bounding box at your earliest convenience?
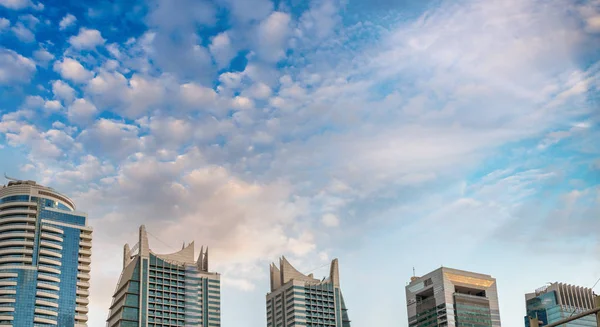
[1,0,599,326]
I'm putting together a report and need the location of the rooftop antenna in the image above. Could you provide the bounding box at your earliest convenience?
[410,267,419,282]
[4,173,18,182]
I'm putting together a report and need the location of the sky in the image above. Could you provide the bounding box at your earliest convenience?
[0,0,599,326]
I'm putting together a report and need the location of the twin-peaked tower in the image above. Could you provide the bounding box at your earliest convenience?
[267,257,351,327]
[106,225,221,327]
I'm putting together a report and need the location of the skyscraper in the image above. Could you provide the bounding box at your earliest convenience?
[0,178,92,326]
[106,225,221,327]
[405,267,501,327]
[266,257,351,327]
[524,282,597,327]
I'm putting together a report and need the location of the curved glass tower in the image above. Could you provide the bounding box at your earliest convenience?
[0,179,92,326]
[106,225,221,327]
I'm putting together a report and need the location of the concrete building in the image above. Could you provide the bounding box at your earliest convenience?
[0,178,92,326]
[406,267,501,327]
[266,257,351,327]
[524,282,597,327]
[106,225,220,327]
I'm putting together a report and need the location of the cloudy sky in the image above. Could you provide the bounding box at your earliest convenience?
[1,0,599,325]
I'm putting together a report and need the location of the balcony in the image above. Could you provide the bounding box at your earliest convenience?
[41,225,64,234]
[40,241,62,250]
[37,282,60,292]
[0,208,36,217]
[78,256,91,264]
[77,281,90,289]
[76,297,89,305]
[38,265,61,275]
[34,308,58,316]
[0,202,35,210]
[39,249,61,259]
[33,316,56,325]
[76,289,89,296]
[77,273,91,281]
[0,217,35,225]
[79,249,92,256]
[0,232,35,241]
[36,291,59,300]
[39,257,61,267]
[35,299,59,308]
[0,256,32,265]
[79,240,92,248]
[40,233,63,242]
[75,306,88,313]
[0,224,35,233]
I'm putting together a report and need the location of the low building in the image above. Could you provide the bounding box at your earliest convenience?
[525,282,597,327]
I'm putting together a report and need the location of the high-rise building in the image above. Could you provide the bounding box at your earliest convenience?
[266,257,351,327]
[405,267,501,327]
[106,225,221,327]
[524,282,597,327]
[0,178,93,326]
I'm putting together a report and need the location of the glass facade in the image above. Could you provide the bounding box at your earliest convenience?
[0,180,92,326]
[525,290,598,327]
[454,294,492,327]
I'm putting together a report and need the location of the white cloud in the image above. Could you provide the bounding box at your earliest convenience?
[22,95,44,108]
[0,49,36,85]
[11,22,35,42]
[67,98,98,125]
[218,71,244,90]
[298,0,342,42]
[86,71,167,118]
[33,48,54,66]
[0,18,9,31]
[51,80,76,103]
[77,119,141,160]
[78,156,312,268]
[255,11,291,62]
[54,155,114,183]
[146,116,193,148]
[0,0,42,10]
[59,13,77,30]
[179,82,217,109]
[578,3,600,33]
[0,122,63,159]
[588,15,600,32]
[43,100,62,112]
[68,28,105,49]
[209,31,236,69]
[244,82,272,100]
[232,96,254,110]
[217,0,273,22]
[53,57,93,83]
[145,0,216,81]
[19,14,39,29]
[221,277,256,292]
[321,213,340,227]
